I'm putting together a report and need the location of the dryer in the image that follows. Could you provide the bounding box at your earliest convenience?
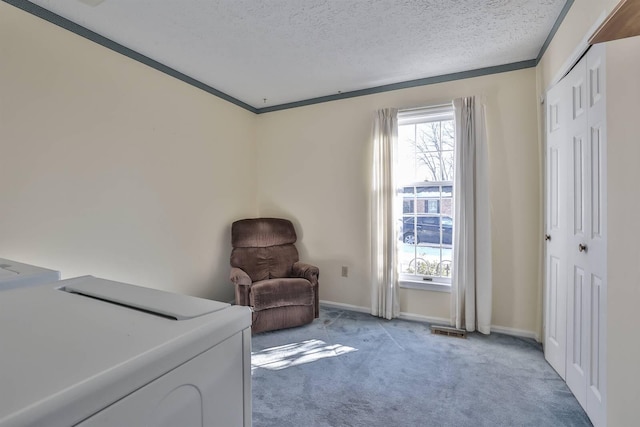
[0,258,60,290]
[0,276,252,427]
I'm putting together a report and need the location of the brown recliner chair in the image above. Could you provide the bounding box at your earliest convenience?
[230,218,319,333]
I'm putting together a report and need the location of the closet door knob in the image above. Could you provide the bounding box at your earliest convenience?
[578,244,587,252]
[545,234,551,241]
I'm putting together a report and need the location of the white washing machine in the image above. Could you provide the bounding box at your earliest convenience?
[0,258,60,290]
[0,276,252,427]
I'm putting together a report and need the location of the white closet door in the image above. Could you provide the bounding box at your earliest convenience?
[566,54,589,407]
[566,45,607,426]
[544,43,607,427]
[585,42,607,427]
[544,75,568,379]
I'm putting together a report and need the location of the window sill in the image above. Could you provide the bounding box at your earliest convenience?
[399,280,451,293]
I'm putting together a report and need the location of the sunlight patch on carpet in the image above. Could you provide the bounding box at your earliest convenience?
[252,339,357,372]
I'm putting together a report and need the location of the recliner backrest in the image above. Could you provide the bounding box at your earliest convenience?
[230,218,300,282]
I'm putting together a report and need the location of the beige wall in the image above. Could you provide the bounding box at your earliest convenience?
[605,36,640,427]
[1,1,575,341]
[537,1,640,424]
[0,3,257,302]
[256,68,541,334]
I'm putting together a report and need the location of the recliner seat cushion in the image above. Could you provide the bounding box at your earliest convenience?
[250,278,314,311]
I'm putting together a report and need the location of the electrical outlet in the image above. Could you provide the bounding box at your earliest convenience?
[341,266,348,277]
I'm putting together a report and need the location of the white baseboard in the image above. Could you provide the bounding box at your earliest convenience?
[398,311,450,325]
[319,300,450,325]
[490,325,540,342]
[319,300,370,314]
[320,300,539,341]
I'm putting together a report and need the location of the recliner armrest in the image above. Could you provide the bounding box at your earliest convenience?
[230,267,252,287]
[291,262,319,284]
[230,267,252,307]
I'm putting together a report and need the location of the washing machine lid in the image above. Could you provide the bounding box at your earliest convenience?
[62,276,227,320]
[0,276,251,427]
[0,258,60,290]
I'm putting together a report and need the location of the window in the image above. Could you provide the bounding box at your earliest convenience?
[397,106,455,289]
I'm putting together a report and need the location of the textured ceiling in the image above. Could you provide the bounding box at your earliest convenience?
[25,0,568,110]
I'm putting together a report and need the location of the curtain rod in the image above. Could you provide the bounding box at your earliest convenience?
[399,103,452,113]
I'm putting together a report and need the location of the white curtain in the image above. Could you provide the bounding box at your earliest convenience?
[451,96,492,334]
[371,108,400,320]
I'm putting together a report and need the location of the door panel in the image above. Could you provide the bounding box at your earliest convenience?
[591,128,602,238]
[567,264,586,406]
[590,274,602,392]
[585,44,607,427]
[573,136,585,235]
[572,267,584,370]
[550,147,559,229]
[573,79,585,120]
[547,256,561,348]
[566,55,589,408]
[544,79,567,378]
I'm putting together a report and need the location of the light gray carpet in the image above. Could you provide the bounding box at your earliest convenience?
[251,307,592,427]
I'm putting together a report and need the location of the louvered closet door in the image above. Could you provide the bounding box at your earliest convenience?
[544,73,568,379]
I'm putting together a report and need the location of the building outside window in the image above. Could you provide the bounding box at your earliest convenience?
[397,106,455,288]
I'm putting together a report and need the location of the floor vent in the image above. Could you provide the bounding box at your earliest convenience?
[430,325,467,338]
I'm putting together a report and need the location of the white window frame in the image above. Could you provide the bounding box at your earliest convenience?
[397,105,454,292]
